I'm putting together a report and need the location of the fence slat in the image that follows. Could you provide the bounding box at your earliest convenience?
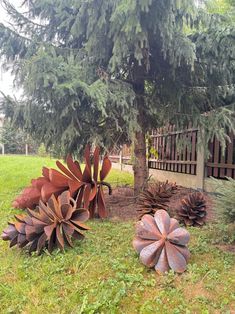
[226,131,234,177]
[213,137,220,177]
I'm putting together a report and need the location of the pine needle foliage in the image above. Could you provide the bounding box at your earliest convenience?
[0,0,234,158]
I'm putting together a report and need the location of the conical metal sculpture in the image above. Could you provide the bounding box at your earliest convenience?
[137,181,177,219]
[178,192,207,226]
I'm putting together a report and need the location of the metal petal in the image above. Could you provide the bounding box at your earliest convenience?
[174,245,191,262]
[133,237,155,253]
[56,160,78,181]
[136,216,161,241]
[167,228,190,246]
[83,184,91,209]
[82,145,92,182]
[97,187,107,218]
[93,147,100,182]
[71,209,90,222]
[140,240,164,267]
[168,218,180,233]
[49,169,69,187]
[154,247,170,273]
[100,155,112,181]
[154,210,170,236]
[165,241,187,273]
[66,155,83,181]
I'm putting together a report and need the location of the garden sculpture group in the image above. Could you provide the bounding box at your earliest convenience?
[2,145,206,274]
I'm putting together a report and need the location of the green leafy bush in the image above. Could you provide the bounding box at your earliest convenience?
[37,143,48,157]
[212,177,235,223]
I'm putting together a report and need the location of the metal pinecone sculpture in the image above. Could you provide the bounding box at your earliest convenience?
[178,192,207,226]
[13,145,112,218]
[137,181,177,218]
[133,210,190,273]
[2,191,90,254]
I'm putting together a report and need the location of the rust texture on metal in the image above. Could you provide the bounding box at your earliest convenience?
[178,192,207,226]
[13,146,112,218]
[2,191,90,254]
[133,210,190,273]
[137,181,177,219]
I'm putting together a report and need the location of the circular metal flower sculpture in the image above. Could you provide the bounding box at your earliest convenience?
[133,210,190,273]
[2,191,90,254]
[13,145,112,218]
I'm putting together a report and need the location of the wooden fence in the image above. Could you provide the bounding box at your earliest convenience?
[206,131,235,179]
[148,126,198,175]
[109,126,235,180]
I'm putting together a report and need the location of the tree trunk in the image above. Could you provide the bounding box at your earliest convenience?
[133,127,148,195]
[132,65,148,195]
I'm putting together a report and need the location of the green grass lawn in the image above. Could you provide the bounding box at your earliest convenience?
[0,155,234,313]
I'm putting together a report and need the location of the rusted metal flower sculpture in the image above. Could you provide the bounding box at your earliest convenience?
[13,146,112,218]
[2,191,90,254]
[178,192,207,226]
[137,181,177,219]
[133,210,190,273]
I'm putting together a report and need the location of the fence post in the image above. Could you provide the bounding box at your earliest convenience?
[196,130,205,190]
[0,143,4,155]
[119,146,123,171]
[25,143,29,156]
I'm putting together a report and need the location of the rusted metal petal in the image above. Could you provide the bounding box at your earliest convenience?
[66,155,83,181]
[41,182,64,202]
[140,240,164,267]
[136,220,161,241]
[97,187,108,218]
[89,182,97,201]
[56,160,78,181]
[133,210,190,274]
[136,215,162,240]
[174,245,191,262]
[42,167,50,179]
[165,241,187,273]
[154,210,170,236]
[100,155,112,181]
[93,147,100,182]
[71,209,90,222]
[154,247,169,273]
[83,184,92,209]
[58,190,70,207]
[49,169,69,187]
[133,237,155,253]
[167,228,190,246]
[168,218,180,233]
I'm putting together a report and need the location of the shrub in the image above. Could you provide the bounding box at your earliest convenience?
[212,177,235,223]
[37,143,48,157]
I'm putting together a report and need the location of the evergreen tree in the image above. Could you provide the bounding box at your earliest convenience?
[0,0,234,192]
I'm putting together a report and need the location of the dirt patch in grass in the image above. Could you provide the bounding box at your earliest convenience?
[105,185,215,223]
[215,244,235,254]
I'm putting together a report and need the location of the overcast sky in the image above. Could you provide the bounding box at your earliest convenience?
[0,0,22,97]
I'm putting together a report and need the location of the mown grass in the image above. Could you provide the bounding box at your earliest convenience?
[0,155,234,313]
